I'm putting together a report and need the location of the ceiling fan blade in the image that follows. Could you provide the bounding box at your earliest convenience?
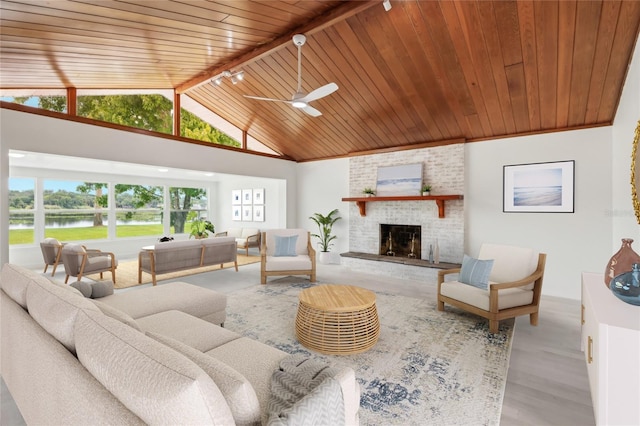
[301,82,338,103]
[243,95,290,103]
[302,105,322,117]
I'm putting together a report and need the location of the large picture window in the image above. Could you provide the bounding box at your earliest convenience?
[43,180,108,241]
[115,184,164,237]
[169,187,208,235]
[8,178,35,245]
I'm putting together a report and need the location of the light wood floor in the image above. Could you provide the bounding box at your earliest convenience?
[1,259,595,425]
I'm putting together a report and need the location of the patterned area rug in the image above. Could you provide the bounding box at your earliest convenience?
[225,281,514,426]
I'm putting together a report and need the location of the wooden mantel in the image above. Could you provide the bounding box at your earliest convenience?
[341,195,463,218]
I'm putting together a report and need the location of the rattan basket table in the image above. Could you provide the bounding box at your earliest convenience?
[295,284,380,355]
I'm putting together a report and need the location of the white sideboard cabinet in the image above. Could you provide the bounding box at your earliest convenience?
[581,272,640,425]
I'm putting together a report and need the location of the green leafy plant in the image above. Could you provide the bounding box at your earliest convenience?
[309,209,341,252]
[422,184,432,193]
[188,212,214,239]
[363,188,376,195]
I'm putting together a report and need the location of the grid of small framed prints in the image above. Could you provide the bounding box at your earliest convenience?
[232,189,264,221]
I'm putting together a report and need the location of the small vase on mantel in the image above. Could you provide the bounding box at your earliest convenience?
[605,238,640,288]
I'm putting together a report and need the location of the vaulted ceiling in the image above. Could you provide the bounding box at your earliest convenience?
[1,0,639,162]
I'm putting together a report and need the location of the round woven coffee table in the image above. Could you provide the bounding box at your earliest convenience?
[295,284,380,355]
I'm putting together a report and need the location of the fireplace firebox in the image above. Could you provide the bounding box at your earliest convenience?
[379,224,421,259]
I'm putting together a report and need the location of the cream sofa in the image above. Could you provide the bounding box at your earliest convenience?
[0,263,360,425]
[217,228,261,255]
[138,236,238,285]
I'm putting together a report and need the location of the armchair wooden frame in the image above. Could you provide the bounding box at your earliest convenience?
[63,247,117,284]
[260,231,316,284]
[40,240,64,276]
[437,253,546,333]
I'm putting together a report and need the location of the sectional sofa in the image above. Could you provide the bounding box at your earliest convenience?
[0,263,360,425]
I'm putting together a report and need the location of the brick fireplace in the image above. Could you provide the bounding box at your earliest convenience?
[342,144,465,281]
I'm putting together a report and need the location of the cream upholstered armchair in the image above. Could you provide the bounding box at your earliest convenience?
[61,243,118,284]
[260,229,316,284]
[40,238,64,276]
[437,243,546,333]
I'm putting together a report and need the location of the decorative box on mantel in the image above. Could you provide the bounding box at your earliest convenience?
[341,194,463,218]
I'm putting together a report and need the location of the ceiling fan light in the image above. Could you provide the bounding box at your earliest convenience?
[235,71,244,81]
[231,75,239,84]
[212,77,222,85]
[292,100,307,108]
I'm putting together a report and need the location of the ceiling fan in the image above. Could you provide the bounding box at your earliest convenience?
[243,34,338,117]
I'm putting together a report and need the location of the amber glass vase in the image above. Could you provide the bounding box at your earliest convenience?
[605,238,640,288]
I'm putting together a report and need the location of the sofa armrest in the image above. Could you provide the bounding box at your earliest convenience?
[215,231,228,237]
[333,367,360,426]
[246,233,260,243]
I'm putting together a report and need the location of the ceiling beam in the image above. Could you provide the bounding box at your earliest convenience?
[175,0,379,94]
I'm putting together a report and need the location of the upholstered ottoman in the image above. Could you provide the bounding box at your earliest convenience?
[97,281,227,326]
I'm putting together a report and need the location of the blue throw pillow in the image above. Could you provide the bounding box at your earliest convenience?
[459,254,494,289]
[274,235,298,257]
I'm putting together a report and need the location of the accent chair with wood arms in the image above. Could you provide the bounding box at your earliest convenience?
[437,243,546,333]
[260,229,316,284]
[40,238,64,276]
[61,243,118,284]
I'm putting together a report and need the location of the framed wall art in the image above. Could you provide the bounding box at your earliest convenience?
[232,205,242,221]
[375,163,423,196]
[242,189,252,205]
[232,190,242,205]
[242,206,252,221]
[253,205,265,222]
[503,160,575,213]
[253,188,264,205]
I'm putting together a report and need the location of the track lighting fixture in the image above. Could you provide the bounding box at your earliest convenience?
[383,0,391,12]
[210,70,245,86]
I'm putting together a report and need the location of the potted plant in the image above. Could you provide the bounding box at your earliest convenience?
[189,214,215,239]
[309,208,341,264]
[363,188,376,197]
[422,184,432,196]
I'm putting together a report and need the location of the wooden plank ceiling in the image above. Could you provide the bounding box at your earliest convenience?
[1,0,639,162]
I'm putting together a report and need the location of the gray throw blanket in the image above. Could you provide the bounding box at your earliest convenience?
[267,355,345,426]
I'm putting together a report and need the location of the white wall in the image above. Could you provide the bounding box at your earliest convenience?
[612,37,640,243]
[0,110,299,265]
[296,158,350,262]
[466,127,613,300]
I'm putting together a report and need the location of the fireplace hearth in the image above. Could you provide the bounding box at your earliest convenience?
[380,224,421,259]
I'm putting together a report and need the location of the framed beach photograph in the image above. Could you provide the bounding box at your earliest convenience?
[375,163,423,196]
[503,160,575,213]
[242,189,252,205]
[253,188,264,205]
[232,189,242,205]
[253,205,264,222]
[242,206,253,221]
[232,205,242,221]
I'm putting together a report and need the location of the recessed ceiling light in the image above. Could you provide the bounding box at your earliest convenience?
[158,168,169,172]
[8,153,25,158]
[205,172,214,177]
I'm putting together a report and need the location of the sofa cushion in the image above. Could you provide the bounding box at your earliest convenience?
[0,263,39,308]
[207,337,288,425]
[91,299,141,331]
[136,310,239,352]
[97,281,227,325]
[459,254,494,289]
[69,280,93,297]
[74,309,235,425]
[25,272,101,354]
[440,281,534,311]
[264,255,313,272]
[274,235,298,257]
[148,331,261,426]
[241,228,259,239]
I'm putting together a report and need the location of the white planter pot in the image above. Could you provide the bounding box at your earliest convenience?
[318,251,332,264]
